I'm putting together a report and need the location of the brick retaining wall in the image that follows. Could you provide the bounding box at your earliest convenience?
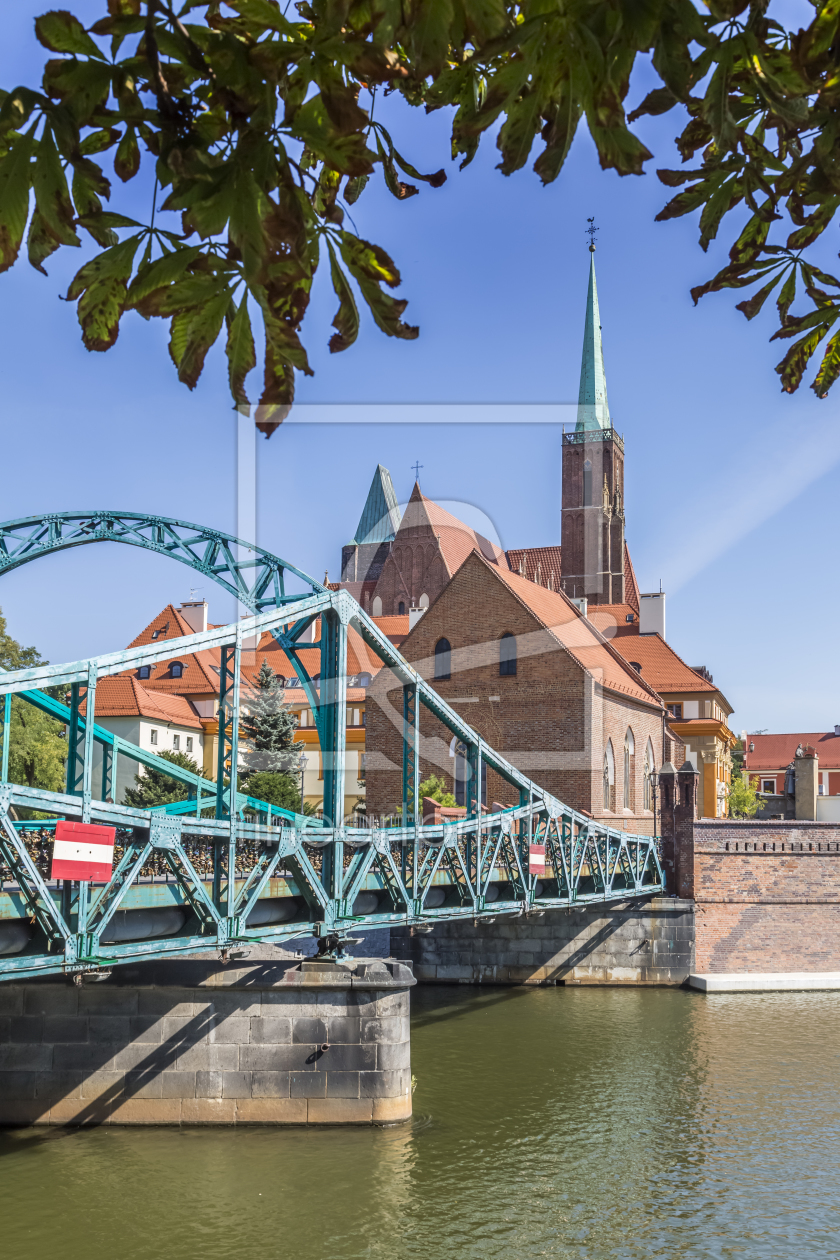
[391,897,694,986]
[694,821,840,973]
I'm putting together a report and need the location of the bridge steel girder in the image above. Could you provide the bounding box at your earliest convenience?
[0,511,665,982]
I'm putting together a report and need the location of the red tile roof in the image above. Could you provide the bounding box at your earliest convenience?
[505,546,563,590]
[122,604,221,696]
[624,544,640,613]
[371,615,409,637]
[400,485,508,577]
[502,542,640,611]
[587,604,640,638]
[608,632,718,696]
[745,733,840,771]
[80,677,202,729]
[482,556,662,707]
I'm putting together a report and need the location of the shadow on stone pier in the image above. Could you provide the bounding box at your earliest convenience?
[0,958,415,1127]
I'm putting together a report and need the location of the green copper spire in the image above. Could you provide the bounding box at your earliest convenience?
[576,240,611,432]
[351,464,402,544]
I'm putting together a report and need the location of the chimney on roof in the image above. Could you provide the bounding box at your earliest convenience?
[408,607,425,631]
[570,596,588,618]
[639,591,665,639]
[179,600,207,634]
[835,725,840,737]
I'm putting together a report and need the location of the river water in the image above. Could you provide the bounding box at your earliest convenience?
[3,984,840,1259]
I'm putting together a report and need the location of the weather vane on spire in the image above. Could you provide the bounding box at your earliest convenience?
[586,218,598,252]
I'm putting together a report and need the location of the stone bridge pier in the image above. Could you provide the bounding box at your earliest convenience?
[0,957,414,1126]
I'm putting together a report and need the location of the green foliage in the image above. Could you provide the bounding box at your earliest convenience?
[419,773,456,807]
[730,738,745,778]
[244,769,301,812]
[4,2,840,414]
[0,607,66,799]
[123,748,207,808]
[240,658,302,778]
[727,772,764,819]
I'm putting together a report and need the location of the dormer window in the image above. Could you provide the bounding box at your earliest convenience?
[171,662,184,678]
[138,666,151,680]
[151,630,161,640]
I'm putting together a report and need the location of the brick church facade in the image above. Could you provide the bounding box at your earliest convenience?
[364,551,672,833]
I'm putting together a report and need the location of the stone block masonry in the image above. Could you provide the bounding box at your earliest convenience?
[693,820,840,973]
[0,958,414,1126]
[391,897,694,986]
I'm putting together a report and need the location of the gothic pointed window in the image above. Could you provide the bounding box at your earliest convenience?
[643,738,655,811]
[583,459,592,507]
[398,601,405,615]
[499,632,517,676]
[434,638,451,680]
[603,739,615,812]
[624,728,635,810]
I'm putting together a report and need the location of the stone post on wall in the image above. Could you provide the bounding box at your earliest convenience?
[795,747,818,821]
[659,760,698,898]
[657,762,677,892]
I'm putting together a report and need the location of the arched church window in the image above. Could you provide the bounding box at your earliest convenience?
[624,728,635,810]
[434,638,451,680]
[583,459,592,507]
[499,632,517,676]
[419,593,429,609]
[603,740,615,812]
[398,601,405,615]
[372,597,382,617]
[643,739,655,811]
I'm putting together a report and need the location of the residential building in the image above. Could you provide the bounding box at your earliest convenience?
[585,605,736,818]
[81,677,204,803]
[112,599,381,819]
[746,731,840,816]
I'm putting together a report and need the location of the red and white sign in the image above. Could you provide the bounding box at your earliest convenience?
[528,844,546,875]
[51,820,116,882]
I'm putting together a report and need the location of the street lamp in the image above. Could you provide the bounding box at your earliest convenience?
[649,770,661,842]
[298,752,308,812]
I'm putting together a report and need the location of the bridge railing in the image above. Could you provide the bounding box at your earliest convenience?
[0,783,663,981]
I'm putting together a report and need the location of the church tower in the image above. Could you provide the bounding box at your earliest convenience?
[560,240,625,606]
[340,465,402,608]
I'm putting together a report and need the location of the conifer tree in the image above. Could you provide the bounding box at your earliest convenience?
[240,659,303,780]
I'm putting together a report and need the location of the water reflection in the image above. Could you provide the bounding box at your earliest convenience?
[3,987,840,1259]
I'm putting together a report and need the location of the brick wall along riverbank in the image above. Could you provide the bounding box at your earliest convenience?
[693,821,840,973]
[391,897,694,986]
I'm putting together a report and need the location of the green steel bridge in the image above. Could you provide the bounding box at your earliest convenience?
[0,512,665,982]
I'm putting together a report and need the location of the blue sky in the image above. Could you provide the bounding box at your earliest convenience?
[0,1,837,734]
